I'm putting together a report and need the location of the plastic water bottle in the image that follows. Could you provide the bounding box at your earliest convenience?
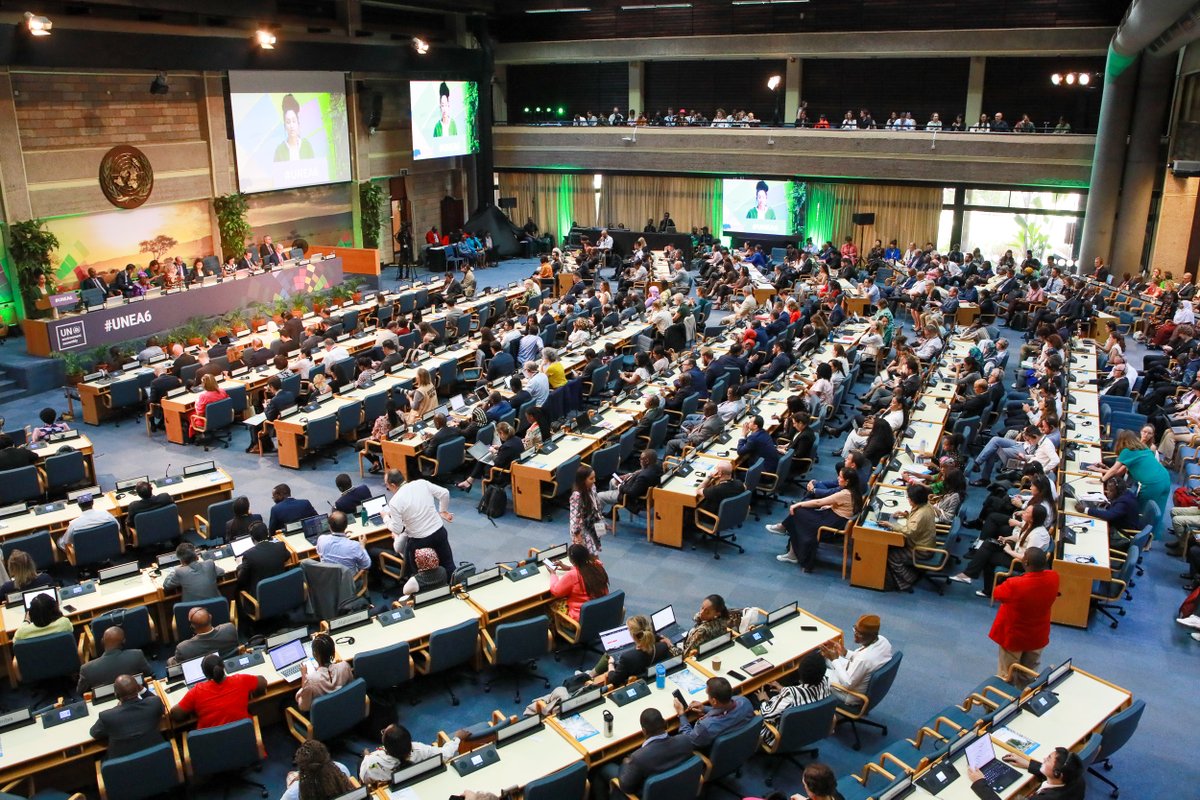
[602,710,614,738]
[655,663,666,689]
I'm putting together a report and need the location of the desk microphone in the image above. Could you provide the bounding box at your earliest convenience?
[164,463,172,479]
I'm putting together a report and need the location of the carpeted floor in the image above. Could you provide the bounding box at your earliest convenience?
[0,258,1183,799]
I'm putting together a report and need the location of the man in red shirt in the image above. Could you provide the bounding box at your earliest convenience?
[988,546,1059,689]
[169,653,266,729]
[425,226,439,245]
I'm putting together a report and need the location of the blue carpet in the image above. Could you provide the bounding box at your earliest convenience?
[0,259,1180,798]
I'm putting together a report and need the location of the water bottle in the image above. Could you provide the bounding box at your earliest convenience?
[359,505,368,527]
[655,663,666,690]
[602,709,614,738]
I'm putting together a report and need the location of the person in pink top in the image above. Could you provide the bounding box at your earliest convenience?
[548,544,609,620]
[189,374,229,438]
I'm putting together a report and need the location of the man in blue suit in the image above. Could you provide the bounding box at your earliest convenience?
[268,483,318,533]
[736,414,780,472]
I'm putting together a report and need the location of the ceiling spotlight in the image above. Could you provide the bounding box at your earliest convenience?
[767,75,782,91]
[23,12,52,36]
[412,37,430,54]
[255,29,276,49]
[1065,73,1076,85]
[149,73,170,95]
[1050,73,1062,85]
[1078,73,1090,86]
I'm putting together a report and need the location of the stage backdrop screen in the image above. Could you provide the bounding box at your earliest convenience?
[229,71,352,194]
[721,178,805,238]
[410,80,480,161]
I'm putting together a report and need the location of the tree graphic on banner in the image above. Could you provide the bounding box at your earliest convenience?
[139,234,178,261]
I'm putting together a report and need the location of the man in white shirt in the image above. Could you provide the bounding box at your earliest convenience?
[596,229,614,252]
[382,469,454,580]
[820,614,893,709]
[323,338,350,366]
[59,493,115,551]
[914,326,944,361]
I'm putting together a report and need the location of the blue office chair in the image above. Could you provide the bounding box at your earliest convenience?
[352,640,414,704]
[87,605,155,657]
[1088,699,1144,797]
[524,760,588,800]
[759,450,794,506]
[241,568,306,623]
[413,618,479,706]
[761,695,839,786]
[279,372,302,398]
[103,379,144,425]
[835,764,901,800]
[586,442,621,487]
[0,465,42,506]
[539,455,581,519]
[41,449,89,498]
[637,414,670,452]
[361,392,389,430]
[183,716,268,797]
[193,396,234,450]
[834,651,904,750]
[193,498,235,541]
[434,359,458,398]
[552,589,625,658]
[737,457,765,521]
[285,677,370,744]
[330,358,357,388]
[13,631,80,685]
[481,616,553,703]
[96,740,184,800]
[301,414,340,467]
[172,597,235,641]
[335,400,364,443]
[694,489,752,559]
[1,529,55,571]
[129,503,181,550]
[702,715,764,792]
[418,436,467,481]
[611,754,704,800]
[224,383,249,419]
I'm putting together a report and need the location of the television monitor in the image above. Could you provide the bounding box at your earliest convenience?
[409,80,480,161]
[720,178,805,238]
[228,71,352,193]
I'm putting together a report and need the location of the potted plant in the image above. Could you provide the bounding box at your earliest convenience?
[311,288,330,313]
[249,301,271,332]
[179,317,206,347]
[212,193,252,262]
[359,181,387,250]
[289,291,309,316]
[8,218,61,318]
[345,276,366,304]
[210,324,230,341]
[329,284,352,307]
[223,310,247,335]
[56,351,87,384]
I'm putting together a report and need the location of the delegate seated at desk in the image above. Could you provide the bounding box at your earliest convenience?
[0,549,54,597]
[15,593,73,641]
[249,376,295,454]
[126,481,173,530]
[268,483,318,534]
[58,492,113,551]
[333,473,373,514]
[163,542,224,602]
[359,722,466,786]
[170,653,266,729]
[172,606,239,666]
[818,613,892,710]
[969,747,1086,800]
[90,675,166,758]
[316,511,370,571]
[236,522,290,593]
[671,676,754,749]
[598,707,695,800]
[0,432,36,469]
[78,626,152,695]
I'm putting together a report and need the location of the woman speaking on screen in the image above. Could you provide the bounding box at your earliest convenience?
[274,93,315,162]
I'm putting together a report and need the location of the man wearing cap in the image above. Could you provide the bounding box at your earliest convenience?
[59,492,115,552]
[819,614,893,709]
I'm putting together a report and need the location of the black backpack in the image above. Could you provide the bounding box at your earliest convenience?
[477,483,508,525]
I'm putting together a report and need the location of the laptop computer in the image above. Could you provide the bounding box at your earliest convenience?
[301,514,330,541]
[23,586,59,612]
[964,736,1021,794]
[230,536,256,559]
[599,624,635,654]
[181,652,216,686]
[268,638,312,682]
[651,604,685,643]
[361,495,386,526]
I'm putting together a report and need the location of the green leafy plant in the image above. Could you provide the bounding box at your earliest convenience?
[273,297,291,317]
[213,194,252,262]
[55,351,87,379]
[8,218,60,313]
[90,345,110,370]
[329,284,352,303]
[223,309,247,330]
[359,181,387,249]
[289,291,310,312]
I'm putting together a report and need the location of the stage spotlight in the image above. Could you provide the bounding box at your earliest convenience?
[24,12,52,36]
[255,29,276,49]
[1078,73,1090,86]
[1065,73,1076,85]
[767,75,782,91]
[412,37,430,54]
[1050,73,1062,85]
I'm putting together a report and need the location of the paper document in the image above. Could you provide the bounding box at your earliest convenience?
[559,714,600,741]
[992,726,1039,755]
[669,668,708,695]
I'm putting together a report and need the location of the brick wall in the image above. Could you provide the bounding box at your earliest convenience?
[12,72,204,150]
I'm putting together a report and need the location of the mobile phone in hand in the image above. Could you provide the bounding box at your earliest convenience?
[671,688,687,707]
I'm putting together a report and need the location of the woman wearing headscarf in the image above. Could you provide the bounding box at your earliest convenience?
[402,548,448,597]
